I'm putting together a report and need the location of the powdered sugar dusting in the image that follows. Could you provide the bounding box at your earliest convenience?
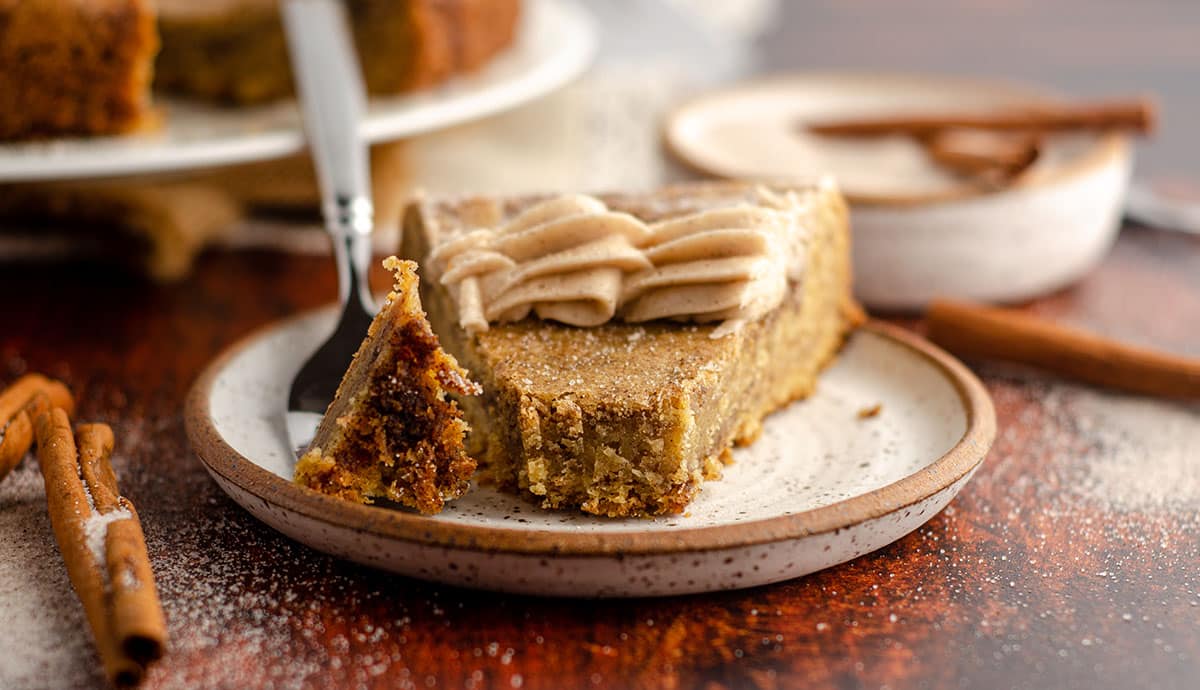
[0,434,333,690]
[971,362,1200,516]
[83,508,132,567]
[0,457,104,689]
[1067,389,1200,512]
[119,567,140,591]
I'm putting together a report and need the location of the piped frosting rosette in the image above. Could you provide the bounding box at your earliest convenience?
[428,187,809,338]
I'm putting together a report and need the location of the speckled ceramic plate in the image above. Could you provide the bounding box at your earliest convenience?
[185,311,994,597]
[0,0,595,182]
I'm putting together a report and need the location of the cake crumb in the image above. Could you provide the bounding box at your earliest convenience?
[857,403,882,419]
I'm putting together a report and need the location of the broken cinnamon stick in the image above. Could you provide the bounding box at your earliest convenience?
[809,98,1156,137]
[35,411,167,686]
[926,299,1200,398]
[0,374,74,480]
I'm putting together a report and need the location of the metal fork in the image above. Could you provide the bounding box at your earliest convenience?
[281,0,377,452]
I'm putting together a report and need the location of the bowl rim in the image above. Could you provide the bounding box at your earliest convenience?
[663,71,1130,207]
[185,314,996,557]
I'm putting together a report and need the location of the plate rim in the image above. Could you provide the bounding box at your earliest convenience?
[0,0,596,183]
[663,71,1127,208]
[185,316,996,557]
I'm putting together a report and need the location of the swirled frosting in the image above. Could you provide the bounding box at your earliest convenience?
[427,187,811,338]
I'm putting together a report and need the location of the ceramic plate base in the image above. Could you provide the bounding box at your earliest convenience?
[186,312,995,597]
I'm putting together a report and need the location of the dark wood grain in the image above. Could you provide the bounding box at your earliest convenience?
[2,225,1198,690]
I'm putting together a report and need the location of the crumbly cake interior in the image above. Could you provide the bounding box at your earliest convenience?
[295,259,480,514]
[401,182,864,517]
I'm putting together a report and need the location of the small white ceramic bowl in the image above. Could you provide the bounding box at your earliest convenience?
[666,73,1132,311]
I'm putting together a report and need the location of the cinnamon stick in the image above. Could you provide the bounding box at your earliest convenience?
[809,98,1156,137]
[0,374,74,480]
[0,395,37,480]
[106,503,167,664]
[922,129,1041,186]
[76,423,167,664]
[77,424,119,510]
[926,299,1200,398]
[35,410,141,686]
[35,411,167,686]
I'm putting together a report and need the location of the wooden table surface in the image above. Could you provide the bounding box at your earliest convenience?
[4,227,1199,690]
[4,3,1200,690]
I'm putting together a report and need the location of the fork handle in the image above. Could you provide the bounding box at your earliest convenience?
[281,0,376,312]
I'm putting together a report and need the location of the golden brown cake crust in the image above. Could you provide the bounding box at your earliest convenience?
[154,0,521,105]
[401,182,865,517]
[295,259,481,514]
[0,0,158,140]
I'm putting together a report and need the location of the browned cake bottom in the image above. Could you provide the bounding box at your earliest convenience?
[295,259,480,514]
[402,182,864,517]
